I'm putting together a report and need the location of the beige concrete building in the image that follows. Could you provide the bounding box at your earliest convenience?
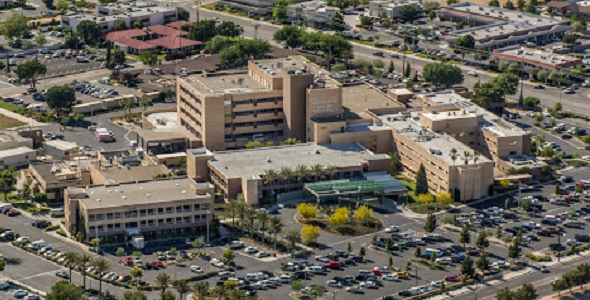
[0,131,33,151]
[64,178,214,244]
[177,56,346,151]
[187,143,391,205]
[0,147,36,170]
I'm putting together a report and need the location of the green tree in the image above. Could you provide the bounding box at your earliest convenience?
[415,163,429,195]
[461,256,475,278]
[460,225,471,249]
[64,34,80,49]
[513,283,538,300]
[0,13,29,41]
[115,247,126,257]
[330,12,345,32]
[113,49,126,66]
[537,70,548,83]
[139,51,158,66]
[455,34,475,49]
[273,26,304,50]
[517,0,525,10]
[177,7,189,21]
[496,287,514,300]
[476,250,490,274]
[91,258,109,299]
[205,35,230,54]
[124,290,147,300]
[187,20,217,42]
[562,33,578,45]
[42,0,53,8]
[114,20,128,31]
[56,0,69,12]
[47,281,88,300]
[172,279,189,300]
[16,60,47,89]
[504,0,515,9]
[290,280,304,291]
[46,85,75,117]
[156,273,172,293]
[524,1,536,13]
[423,213,437,233]
[523,97,540,108]
[273,0,289,21]
[404,62,412,78]
[400,5,418,20]
[216,21,243,37]
[489,0,500,6]
[415,246,422,258]
[508,233,522,262]
[191,282,209,300]
[476,230,490,250]
[35,34,47,49]
[422,62,464,88]
[359,246,366,257]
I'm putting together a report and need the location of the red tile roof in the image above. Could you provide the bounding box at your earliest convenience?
[165,21,191,30]
[104,29,147,42]
[115,38,157,50]
[150,36,202,50]
[146,25,188,37]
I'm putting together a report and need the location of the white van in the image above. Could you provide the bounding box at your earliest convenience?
[0,203,13,211]
[98,77,111,85]
[28,239,46,250]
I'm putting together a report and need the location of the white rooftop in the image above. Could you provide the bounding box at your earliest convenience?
[0,146,35,159]
[44,140,78,151]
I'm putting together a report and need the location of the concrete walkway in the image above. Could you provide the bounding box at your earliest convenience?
[0,107,46,127]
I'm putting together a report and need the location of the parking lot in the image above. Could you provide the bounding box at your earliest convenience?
[8,51,106,81]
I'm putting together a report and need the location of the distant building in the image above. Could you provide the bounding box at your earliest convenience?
[61,1,178,33]
[0,131,33,151]
[287,1,340,28]
[439,3,569,49]
[368,0,421,19]
[492,46,583,73]
[0,0,14,8]
[0,147,36,170]
[104,24,201,54]
[64,178,214,244]
[217,0,276,16]
[548,0,590,18]
[42,140,79,160]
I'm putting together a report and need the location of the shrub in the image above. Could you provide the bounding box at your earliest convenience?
[56,229,67,237]
[44,224,60,232]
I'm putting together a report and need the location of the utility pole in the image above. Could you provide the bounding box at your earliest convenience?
[196,0,200,22]
[519,54,524,109]
[415,269,418,287]
[252,22,260,40]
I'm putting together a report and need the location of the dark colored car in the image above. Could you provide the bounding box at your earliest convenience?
[550,243,566,251]
[32,220,50,228]
[576,234,590,242]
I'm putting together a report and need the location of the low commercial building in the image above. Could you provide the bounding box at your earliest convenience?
[492,46,583,73]
[64,178,214,244]
[439,3,569,49]
[217,0,276,16]
[0,131,33,151]
[0,147,36,170]
[42,140,79,160]
[177,55,346,150]
[548,0,590,17]
[61,1,178,33]
[497,155,548,180]
[105,24,201,54]
[17,162,91,206]
[287,1,340,28]
[369,0,421,19]
[187,143,391,205]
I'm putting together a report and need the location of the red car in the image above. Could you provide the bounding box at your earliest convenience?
[326,261,341,269]
[445,275,461,282]
[466,250,479,256]
[123,256,133,266]
[372,269,383,276]
[116,275,131,282]
[6,210,20,217]
[151,261,164,268]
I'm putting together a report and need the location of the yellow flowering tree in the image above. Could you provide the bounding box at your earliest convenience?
[297,203,316,220]
[329,207,349,225]
[437,193,452,206]
[418,193,435,204]
[354,205,373,224]
[301,224,320,244]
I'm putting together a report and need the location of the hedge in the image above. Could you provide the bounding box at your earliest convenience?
[44,224,60,232]
[524,252,552,262]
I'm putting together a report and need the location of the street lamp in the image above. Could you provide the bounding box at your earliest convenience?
[252,22,260,40]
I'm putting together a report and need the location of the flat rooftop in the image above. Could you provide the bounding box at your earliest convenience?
[342,84,404,120]
[421,92,529,137]
[72,178,211,210]
[208,143,377,179]
[185,73,268,95]
[94,164,170,184]
[44,140,78,150]
[0,146,34,158]
[493,46,582,66]
[444,3,563,26]
[146,112,179,130]
[253,56,340,88]
[0,131,29,143]
[380,112,492,166]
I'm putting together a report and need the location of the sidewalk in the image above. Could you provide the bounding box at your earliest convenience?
[0,108,46,127]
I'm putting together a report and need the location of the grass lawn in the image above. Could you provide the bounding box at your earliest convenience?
[126,53,166,63]
[110,112,142,123]
[395,174,419,203]
[567,159,589,168]
[0,113,26,129]
[409,258,446,270]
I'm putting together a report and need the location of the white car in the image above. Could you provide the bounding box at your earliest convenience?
[435,257,452,265]
[191,265,203,273]
[25,295,39,300]
[431,280,442,287]
[102,272,116,280]
[384,226,399,233]
[16,237,30,243]
[211,259,225,268]
[382,274,399,281]
[13,290,28,298]
[255,251,269,258]
[244,246,258,254]
[346,286,363,293]
[45,54,51,60]
[360,281,377,289]
[279,275,294,283]
[326,280,342,287]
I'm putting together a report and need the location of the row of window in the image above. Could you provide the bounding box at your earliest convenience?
[233,97,282,106]
[180,109,202,128]
[180,86,202,105]
[89,214,210,232]
[88,204,210,222]
[225,119,284,128]
[181,119,202,139]
[180,96,202,116]
[234,107,283,116]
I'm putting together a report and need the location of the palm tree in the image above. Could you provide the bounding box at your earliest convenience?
[139,94,152,112]
[192,281,209,300]
[212,285,228,300]
[261,169,279,198]
[245,207,257,240]
[76,254,92,291]
[449,148,458,165]
[156,273,172,293]
[226,198,238,228]
[310,164,324,182]
[279,167,294,191]
[229,289,246,300]
[172,279,189,300]
[20,184,31,202]
[64,252,79,284]
[295,164,309,187]
[269,216,283,251]
[236,198,246,236]
[258,212,269,244]
[473,150,481,165]
[119,97,135,120]
[341,49,353,64]
[324,165,337,180]
[462,151,471,165]
[92,258,110,299]
[282,228,301,252]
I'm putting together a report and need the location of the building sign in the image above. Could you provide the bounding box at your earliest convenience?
[312,99,338,114]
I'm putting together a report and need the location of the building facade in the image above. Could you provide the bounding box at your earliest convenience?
[368,0,421,19]
[492,46,583,73]
[64,178,214,244]
[287,1,340,28]
[177,56,344,151]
